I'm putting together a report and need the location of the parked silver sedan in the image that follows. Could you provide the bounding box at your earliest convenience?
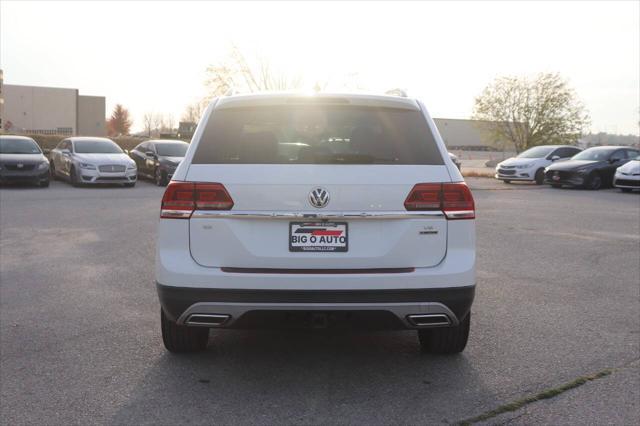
[50,137,137,187]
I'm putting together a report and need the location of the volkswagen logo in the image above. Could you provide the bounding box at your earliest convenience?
[309,187,329,208]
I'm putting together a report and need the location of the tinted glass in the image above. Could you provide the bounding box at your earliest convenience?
[517,146,555,159]
[192,106,443,165]
[74,140,123,154]
[554,147,580,158]
[0,137,41,154]
[572,148,617,161]
[156,143,188,157]
[610,150,626,161]
[625,150,639,159]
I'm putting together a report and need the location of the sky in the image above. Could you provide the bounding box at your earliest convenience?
[1,0,638,135]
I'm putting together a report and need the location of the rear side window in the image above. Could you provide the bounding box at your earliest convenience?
[192,105,443,165]
[625,149,639,159]
[553,147,580,158]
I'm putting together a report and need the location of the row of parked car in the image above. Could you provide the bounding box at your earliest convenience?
[1,135,638,192]
[0,135,189,188]
[495,144,640,192]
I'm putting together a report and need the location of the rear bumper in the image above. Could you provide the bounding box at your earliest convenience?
[157,283,475,329]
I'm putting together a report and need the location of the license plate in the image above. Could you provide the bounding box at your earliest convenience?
[552,173,560,181]
[289,222,348,252]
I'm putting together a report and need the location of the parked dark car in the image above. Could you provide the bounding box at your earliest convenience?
[0,135,50,187]
[129,139,189,186]
[544,146,640,190]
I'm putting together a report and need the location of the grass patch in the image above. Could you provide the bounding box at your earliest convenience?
[457,369,614,425]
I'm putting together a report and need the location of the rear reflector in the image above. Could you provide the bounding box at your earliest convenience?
[161,182,234,219]
[404,182,475,220]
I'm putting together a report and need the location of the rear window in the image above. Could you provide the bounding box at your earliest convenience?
[156,143,188,157]
[192,105,443,165]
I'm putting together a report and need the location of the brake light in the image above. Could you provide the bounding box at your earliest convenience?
[403,183,442,210]
[161,182,234,219]
[404,182,475,220]
[441,182,475,219]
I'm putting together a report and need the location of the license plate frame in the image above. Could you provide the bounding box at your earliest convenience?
[289,222,348,252]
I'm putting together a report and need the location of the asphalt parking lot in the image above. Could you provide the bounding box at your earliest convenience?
[1,178,639,425]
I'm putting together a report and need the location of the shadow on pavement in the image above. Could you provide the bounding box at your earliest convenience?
[110,329,497,425]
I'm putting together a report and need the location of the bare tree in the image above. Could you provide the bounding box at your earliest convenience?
[181,101,207,124]
[152,113,164,136]
[203,45,303,99]
[473,73,590,152]
[143,112,154,137]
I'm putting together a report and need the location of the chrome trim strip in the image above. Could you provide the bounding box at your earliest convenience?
[160,209,192,218]
[444,210,475,219]
[190,210,445,220]
[185,314,230,327]
[407,313,452,327]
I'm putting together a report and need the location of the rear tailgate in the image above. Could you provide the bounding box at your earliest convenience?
[186,164,450,269]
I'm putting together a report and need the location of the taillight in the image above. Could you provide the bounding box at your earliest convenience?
[441,182,475,220]
[403,183,442,210]
[161,182,234,219]
[404,182,475,220]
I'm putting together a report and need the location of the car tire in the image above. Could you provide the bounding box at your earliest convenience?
[586,173,602,190]
[534,169,545,185]
[161,309,209,353]
[418,313,470,354]
[124,182,136,188]
[621,188,632,193]
[155,168,167,186]
[503,180,511,184]
[69,167,80,187]
[39,179,50,188]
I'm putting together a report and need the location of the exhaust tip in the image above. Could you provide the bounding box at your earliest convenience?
[407,314,451,327]
[186,314,230,327]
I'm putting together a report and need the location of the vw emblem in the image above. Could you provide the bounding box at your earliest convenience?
[17,163,24,168]
[309,187,329,208]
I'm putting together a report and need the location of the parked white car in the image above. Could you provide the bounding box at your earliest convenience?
[495,145,582,184]
[50,137,137,187]
[156,93,476,354]
[613,154,640,192]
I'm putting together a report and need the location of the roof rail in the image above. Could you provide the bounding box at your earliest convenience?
[385,88,408,98]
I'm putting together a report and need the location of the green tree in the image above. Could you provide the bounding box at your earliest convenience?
[473,73,590,152]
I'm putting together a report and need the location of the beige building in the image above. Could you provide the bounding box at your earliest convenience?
[433,118,505,150]
[0,80,106,136]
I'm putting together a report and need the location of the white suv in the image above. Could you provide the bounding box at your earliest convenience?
[156,93,476,354]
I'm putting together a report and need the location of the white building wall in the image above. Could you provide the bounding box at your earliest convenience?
[433,118,500,149]
[3,84,77,135]
[78,95,106,136]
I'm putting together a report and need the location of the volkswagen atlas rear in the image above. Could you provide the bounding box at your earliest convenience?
[156,93,476,354]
